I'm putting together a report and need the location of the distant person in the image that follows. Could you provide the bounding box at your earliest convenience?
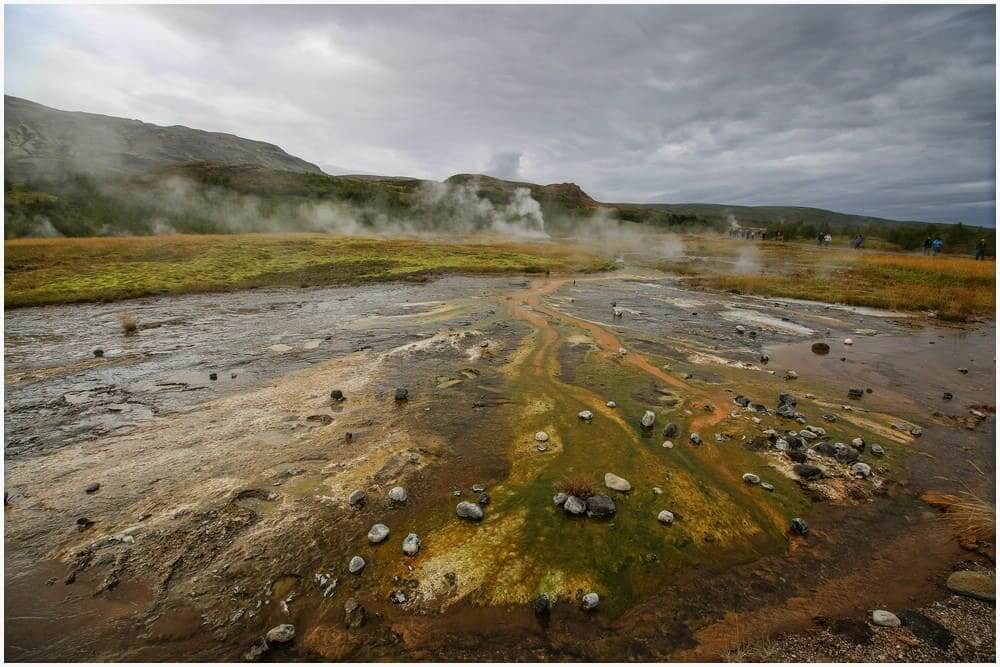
[817,232,824,247]
[824,233,832,246]
[932,238,943,256]
[923,236,932,255]
[975,238,987,261]
[853,234,864,250]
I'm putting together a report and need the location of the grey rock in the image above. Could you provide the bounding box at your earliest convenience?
[348,556,366,574]
[663,422,678,438]
[657,510,675,525]
[388,486,408,504]
[402,533,421,556]
[394,387,409,401]
[793,463,823,480]
[604,472,631,492]
[606,401,617,408]
[790,518,810,535]
[471,484,485,493]
[388,590,407,604]
[851,462,872,478]
[778,392,797,406]
[689,433,702,445]
[535,431,549,442]
[563,495,586,515]
[344,598,366,629]
[742,473,761,485]
[477,492,491,505]
[582,592,600,610]
[761,482,775,492]
[456,501,483,521]
[577,410,594,422]
[368,523,390,544]
[586,495,616,518]
[265,624,295,645]
[552,492,568,507]
[870,444,885,456]
[640,410,656,429]
[872,610,900,627]
[85,482,100,494]
[898,610,954,650]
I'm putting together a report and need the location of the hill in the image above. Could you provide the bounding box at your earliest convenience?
[4,96,322,182]
[3,97,993,251]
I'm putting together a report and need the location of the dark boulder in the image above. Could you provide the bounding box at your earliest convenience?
[790,517,810,535]
[585,494,616,519]
[898,610,954,650]
[793,463,823,480]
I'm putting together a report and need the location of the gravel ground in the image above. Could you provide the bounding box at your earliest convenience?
[726,570,996,662]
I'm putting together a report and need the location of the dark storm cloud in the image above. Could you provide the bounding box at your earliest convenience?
[5,4,995,225]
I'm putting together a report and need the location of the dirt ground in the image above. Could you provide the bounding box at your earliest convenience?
[4,262,995,661]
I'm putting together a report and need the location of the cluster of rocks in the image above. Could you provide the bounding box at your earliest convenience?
[554,492,616,519]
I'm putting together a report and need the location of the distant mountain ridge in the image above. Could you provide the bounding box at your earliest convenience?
[4,95,322,181]
[3,96,992,247]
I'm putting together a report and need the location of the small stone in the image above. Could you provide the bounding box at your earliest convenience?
[477,492,491,505]
[265,624,295,645]
[640,410,656,429]
[402,533,421,556]
[844,338,854,345]
[946,570,995,601]
[533,593,551,617]
[394,387,409,401]
[93,348,104,358]
[657,510,675,525]
[910,426,923,437]
[847,388,864,399]
[851,462,872,478]
[761,482,774,492]
[604,472,631,492]
[851,437,865,450]
[663,422,678,438]
[85,483,100,494]
[811,342,830,354]
[652,487,663,495]
[209,372,218,381]
[760,353,770,364]
[606,401,617,408]
[552,492,568,507]
[368,523,390,544]
[577,410,593,422]
[344,598,366,628]
[742,473,761,485]
[942,392,953,400]
[348,490,366,506]
[348,556,365,574]
[661,440,674,449]
[689,433,702,445]
[388,590,407,604]
[563,495,587,515]
[872,610,900,627]
[785,370,798,380]
[330,389,345,401]
[581,592,600,610]
[790,518,809,535]
[735,325,746,334]
[471,484,485,493]
[958,367,969,374]
[456,501,483,521]
[388,486,408,504]
[535,431,549,442]
[870,444,885,456]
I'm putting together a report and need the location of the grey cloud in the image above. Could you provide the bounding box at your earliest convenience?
[4,4,995,225]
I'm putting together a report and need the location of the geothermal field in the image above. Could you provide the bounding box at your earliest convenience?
[3,234,995,661]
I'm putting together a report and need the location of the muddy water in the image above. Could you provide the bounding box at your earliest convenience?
[4,270,995,661]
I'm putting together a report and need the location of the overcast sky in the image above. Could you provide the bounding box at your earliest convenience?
[5,4,996,226]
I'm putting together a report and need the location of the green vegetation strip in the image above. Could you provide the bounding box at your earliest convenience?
[4,234,615,308]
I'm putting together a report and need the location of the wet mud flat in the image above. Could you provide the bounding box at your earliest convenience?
[4,270,995,661]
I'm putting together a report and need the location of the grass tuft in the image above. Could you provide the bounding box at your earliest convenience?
[553,476,594,499]
[118,311,139,335]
